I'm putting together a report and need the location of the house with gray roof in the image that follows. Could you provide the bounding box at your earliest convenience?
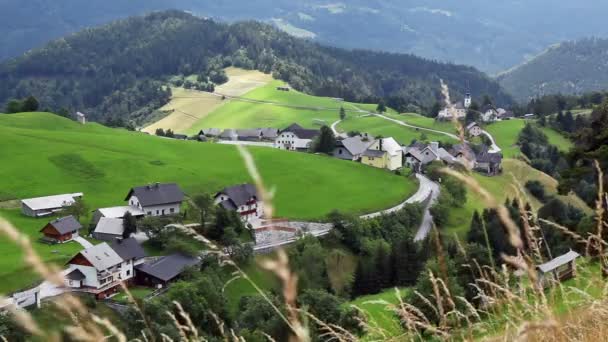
[92,217,125,242]
[236,129,263,141]
[274,123,320,151]
[219,129,238,141]
[214,183,263,222]
[110,238,146,267]
[260,128,280,141]
[198,128,221,137]
[404,142,456,172]
[92,205,145,225]
[39,216,82,243]
[333,136,373,161]
[135,254,200,287]
[125,183,185,217]
[474,149,503,176]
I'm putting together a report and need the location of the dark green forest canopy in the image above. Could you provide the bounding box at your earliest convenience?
[0,10,512,124]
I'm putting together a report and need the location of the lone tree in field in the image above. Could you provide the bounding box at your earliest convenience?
[155,128,165,136]
[22,96,39,112]
[193,194,214,229]
[122,211,138,239]
[63,197,88,221]
[314,126,336,154]
[376,100,387,113]
[339,107,346,120]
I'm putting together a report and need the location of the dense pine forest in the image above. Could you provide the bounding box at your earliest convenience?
[0,10,511,124]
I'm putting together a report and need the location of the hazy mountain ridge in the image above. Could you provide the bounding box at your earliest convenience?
[0,11,511,123]
[3,1,608,72]
[498,38,608,102]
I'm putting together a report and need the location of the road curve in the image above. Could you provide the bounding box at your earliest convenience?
[481,130,502,153]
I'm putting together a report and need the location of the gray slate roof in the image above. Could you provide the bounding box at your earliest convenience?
[136,254,199,282]
[236,129,261,138]
[337,136,371,156]
[216,184,258,207]
[45,216,82,235]
[466,122,479,130]
[476,151,503,164]
[125,183,184,207]
[110,238,146,261]
[219,129,238,139]
[280,123,319,139]
[260,128,279,139]
[199,128,221,136]
[94,217,124,236]
[73,243,123,271]
[363,149,386,158]
[537,251,580,273]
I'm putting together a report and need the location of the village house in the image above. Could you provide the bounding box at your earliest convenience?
[404,142,456,172]
[333,135,372,161]
[39,216,82,244]
[64,239,146,299]
[92,206,145,225]
[481,105,499,122]
[21,193,83,217]
[437,102,467,120]
[274,123,320,151]
[466,122,483,137]
[198,128,222,138]
[215,183,263,222]
[92,217,125,242]
[135,254,199,288]
[474,149,503,176]
[125,183,185,217]
[361,137,403,171]
[219,129,238,141]
[536,250,580,288]
[259,128,280,141]
[236,129,262,141]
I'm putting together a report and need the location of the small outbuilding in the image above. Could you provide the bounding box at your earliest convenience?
[21,193,83,217]
[135,254,199,288]
[93,217,125,242]
[536,250,580,288]
[39,216,82,243]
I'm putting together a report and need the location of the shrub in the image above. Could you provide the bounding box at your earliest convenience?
[525,180,546,201]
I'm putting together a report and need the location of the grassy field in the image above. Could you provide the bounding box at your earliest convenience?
[0,209,84,294]
[144,68,273,134]
[0,112,415,294]
[187,80,375,133]
[337,115,457,146]
[445,159,592,238]
[384,112,458,134]
[347,288,410,339]
[484,119,573,158]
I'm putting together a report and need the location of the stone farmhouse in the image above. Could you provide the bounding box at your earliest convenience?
[215,183,263,222]
[21,193,83,217]
[466,122,483,137]
[274,123,320,151]
[125,183,185,217]
[39,216,83,244]
[437,101,467,120]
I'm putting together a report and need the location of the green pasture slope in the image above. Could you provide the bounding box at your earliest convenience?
[0,112,415,294]
[338,115,457,146]
[187,80,386,133]
[484,119,573,158]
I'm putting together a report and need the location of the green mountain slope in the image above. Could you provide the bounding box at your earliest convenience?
[498,38,608,102]
[0,11,511,125]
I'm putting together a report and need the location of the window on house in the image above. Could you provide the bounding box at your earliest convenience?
[170,208,175,213]
[126,270,131,276]
[339,149,342,154]
[162,209,165,215]
[147,211,152,215]
[156,210,159,215]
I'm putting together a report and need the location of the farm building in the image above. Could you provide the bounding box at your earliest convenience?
[474,149,503,176]
[361,137,403,171]
[92,217,124,242]
[21,192,83,217]
[76,112,86,125]
[92,206,145,225]
[215,183,263,222]
[274,123,320,151]
[198,128,221,137]
[125,183,184,217]
[65,238,146,299]
[39,216,82,244]
[135,254,199,288]
[537,251,580,288]
[333,136,372,161]
[437,101,466,120]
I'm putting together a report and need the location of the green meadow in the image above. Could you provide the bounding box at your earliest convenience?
[186,80,391,133]
[0,112,415,294]
[337,115,457,145]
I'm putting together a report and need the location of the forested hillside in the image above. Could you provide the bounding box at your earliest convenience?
[0,10,511,124]
[4,1,608,72]
[499,38,608,102]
